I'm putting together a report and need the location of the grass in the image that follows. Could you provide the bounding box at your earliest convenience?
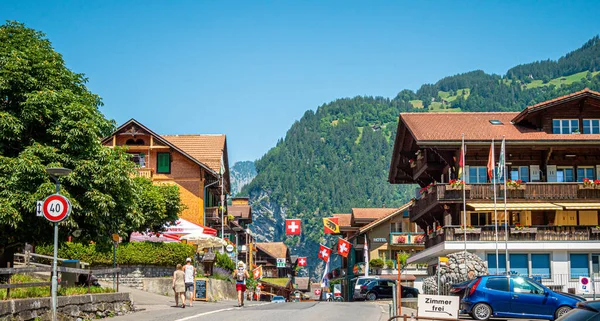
[520,71,600,89]
[0,274,114,300]
[355,127,363,144]
[409,100,423,108]
[262,277,290,287]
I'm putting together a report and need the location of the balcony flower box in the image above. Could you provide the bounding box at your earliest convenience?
[409,159,416,168]
[592,227,600,234]
[511,227,537,234]
[455,227,481,234]
[579,184,595,190]
[447,184,471,191]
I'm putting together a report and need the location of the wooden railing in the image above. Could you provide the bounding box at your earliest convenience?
[205,207,220,222]
[411,183,600,218]
[135,168,153,179]
[425,225,600,248]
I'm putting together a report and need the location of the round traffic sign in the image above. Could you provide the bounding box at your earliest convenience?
[582,277,589,285]
[42,194,71,222]
[226,244,234,252]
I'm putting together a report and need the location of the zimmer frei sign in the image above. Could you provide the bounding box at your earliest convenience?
[417,294,460,319]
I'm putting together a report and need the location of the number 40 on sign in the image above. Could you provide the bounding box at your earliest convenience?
[40,194,72,223]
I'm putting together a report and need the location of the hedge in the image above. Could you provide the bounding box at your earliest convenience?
[36,242,196,267]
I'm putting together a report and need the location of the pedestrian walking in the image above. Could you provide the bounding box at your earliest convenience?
[233,261,250,307]
[172,264,185,308]
[184,257,196,308]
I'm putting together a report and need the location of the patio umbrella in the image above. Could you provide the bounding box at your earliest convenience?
[180,231,227,248]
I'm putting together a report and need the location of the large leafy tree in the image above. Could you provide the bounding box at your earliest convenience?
[0,21,182,246]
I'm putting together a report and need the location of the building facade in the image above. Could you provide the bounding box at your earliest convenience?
[102,119,230,227]
[389,89,600,292]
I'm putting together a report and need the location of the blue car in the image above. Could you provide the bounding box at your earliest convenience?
[461,275,584,320]
[272,295,286,303]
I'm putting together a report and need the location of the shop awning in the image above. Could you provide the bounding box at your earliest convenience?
[466,202,563,211]
[553,203,600,210]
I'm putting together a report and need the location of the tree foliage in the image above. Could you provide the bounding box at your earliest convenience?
[0,21,182,246]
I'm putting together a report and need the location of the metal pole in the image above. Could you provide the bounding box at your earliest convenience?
[113,242,117,290]
[462,134,467,252]
[220,174,224,240]
[51,179,60,321]
[491,139,499,275]
[392,283,397,317]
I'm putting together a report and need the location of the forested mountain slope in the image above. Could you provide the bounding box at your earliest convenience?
[241,36,600,277]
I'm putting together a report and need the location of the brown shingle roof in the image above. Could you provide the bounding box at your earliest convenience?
[401,112,600,143]
[162,135,226,174]
[358,202,413,233]
[352,208,397,221]
[256,242,288,259]
[228,204,251,219]
[295,277,310,291]
[333,214,351,227]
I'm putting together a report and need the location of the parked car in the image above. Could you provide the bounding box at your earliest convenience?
[271,296,286,303]
[450,280,472,297]
[556,301,600,321]
[461,275,584,321]
[360,279,419,301]
[353,276,379,300]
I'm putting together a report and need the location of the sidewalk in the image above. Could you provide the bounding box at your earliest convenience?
[112,285,268,321]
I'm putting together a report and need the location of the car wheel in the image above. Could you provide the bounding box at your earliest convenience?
[366,292,377,301]
[472,303,492,321]
[405,293,414,298]
[555,306,572,319]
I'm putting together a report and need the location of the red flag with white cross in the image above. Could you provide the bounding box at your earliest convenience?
[297,257,307,267]
[337,238,351,258]
[318,244,332,262]
[285,219,301,235]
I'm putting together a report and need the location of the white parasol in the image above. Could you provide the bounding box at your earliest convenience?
[180,231,227,248]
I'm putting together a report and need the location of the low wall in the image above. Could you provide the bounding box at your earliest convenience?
[96,265,173,289]
[142,278,237,301]
[0,292,132,321]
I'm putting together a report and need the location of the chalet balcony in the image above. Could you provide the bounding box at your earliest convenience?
[410,183,600,220]
[134,168,153,179]
[205,206,221,223]
[389,232,425,247]
[424,225,600,249]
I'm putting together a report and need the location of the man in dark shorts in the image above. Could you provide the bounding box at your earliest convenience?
[183,258,196,307]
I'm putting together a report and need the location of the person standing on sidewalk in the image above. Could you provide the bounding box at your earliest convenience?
[233,261,250,307]
[184,258,196,308]
[172,264,185,308]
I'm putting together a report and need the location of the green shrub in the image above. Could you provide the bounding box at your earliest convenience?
[36,242,195,267]
[385,260,395,269]
[369,258,384,268]
[215,252,235,272]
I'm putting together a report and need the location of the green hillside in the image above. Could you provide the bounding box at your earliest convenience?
[242,35,600,277]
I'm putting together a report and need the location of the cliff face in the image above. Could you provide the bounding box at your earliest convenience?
[230,161,257,197]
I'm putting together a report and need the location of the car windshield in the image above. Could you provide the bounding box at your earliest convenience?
[273,296,284,300]
[357,278,375,286]
[556,308,599,321]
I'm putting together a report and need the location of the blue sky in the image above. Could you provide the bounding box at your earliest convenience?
[2,1,600,163]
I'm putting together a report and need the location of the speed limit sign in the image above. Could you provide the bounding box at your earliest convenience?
[42,194,72,222]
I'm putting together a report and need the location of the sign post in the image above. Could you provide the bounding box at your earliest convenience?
[276,258,286,268]
[578,276,591,295]
[44,167,72,321]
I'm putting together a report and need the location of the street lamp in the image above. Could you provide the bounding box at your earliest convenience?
[45,167,71,321]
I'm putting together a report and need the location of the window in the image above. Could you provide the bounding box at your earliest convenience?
[510,166,529,182]
[468,166,488,184]
[557,167,574,182]
[131,153,146,168]
[513,277,545,295]
[593,255,600,277]
[470,212,489,226]
[570,254,589,278]
[583,119,600,134]
[485,277,509,292]
[577,167,595,182]
[489,120,503,125]
[157,153,171,174]
[553,119,579,134]
[487,253,506,274]
[531,254,551,279]
[510,254,529,276]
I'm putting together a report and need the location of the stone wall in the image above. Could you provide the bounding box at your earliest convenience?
[142,278,237,301]
[422,251,488,295]
[96,265,173,289]
[0,292,132,321]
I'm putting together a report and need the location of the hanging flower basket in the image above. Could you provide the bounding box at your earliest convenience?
[409,159,416,168]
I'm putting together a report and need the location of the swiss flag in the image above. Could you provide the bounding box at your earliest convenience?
[337,238,351,258]
[297,257,307,267]
[286,219,301,235]
[318,244,332,262]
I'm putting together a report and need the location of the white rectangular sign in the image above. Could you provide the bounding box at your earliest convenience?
[276,258,286,268]
[578,276,592,294]
[417,294,460,319]
[36,201,43,217]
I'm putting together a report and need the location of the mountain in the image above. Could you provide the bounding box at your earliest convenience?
[242,36,600,278]
[230,161,257,197]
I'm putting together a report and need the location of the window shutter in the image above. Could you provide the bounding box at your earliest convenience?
[546,165,557,182]
[530,165,540,182]
[596,165,600,180]
[157,153,170,173]
[464,165,470,184]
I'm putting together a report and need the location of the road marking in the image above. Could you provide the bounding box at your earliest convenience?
[173,302,272,321]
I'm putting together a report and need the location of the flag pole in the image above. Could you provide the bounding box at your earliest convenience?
[461,134,467,252]
[364,235,369,277]
[492,138,499,275]
[502,136,509,274]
